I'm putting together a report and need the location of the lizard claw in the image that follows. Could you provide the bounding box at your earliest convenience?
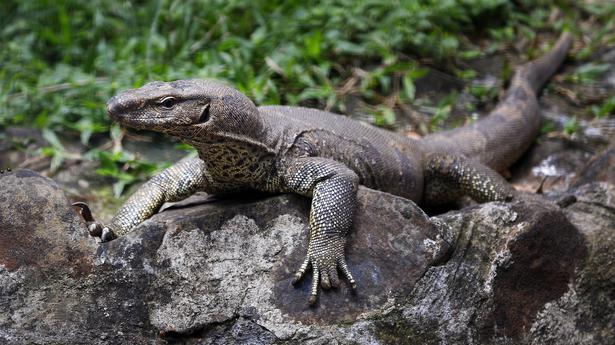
[309,265,320,305]
[291,236,356,306]
[101,227,117,242]
[292,257,310,285]
[72,202,117,242]
[87,222,103,237]
[72,202,95,222]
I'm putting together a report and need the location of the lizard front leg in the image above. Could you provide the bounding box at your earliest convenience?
[282,157,359,305]
[84,157,209,241]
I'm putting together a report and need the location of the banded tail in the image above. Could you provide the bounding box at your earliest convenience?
[421,32,573,172]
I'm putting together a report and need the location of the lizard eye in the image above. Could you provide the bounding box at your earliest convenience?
[198,103,210,123]
[159,96,176,109]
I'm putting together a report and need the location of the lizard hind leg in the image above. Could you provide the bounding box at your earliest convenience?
[423,153,514,206]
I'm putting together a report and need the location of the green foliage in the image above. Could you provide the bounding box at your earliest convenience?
[591,97,615,119]
[372,106,397,128]
[40,129,75,173]
[540,119,556,135]
[564,117,580,137]
[573,8,615,61]
[430,92,458,130]
[2,0,613,193]
[0,0,517,137]
[456,69,478,80]
[92,149,169,197]
[567,63,611,84]
[467,83,498,104]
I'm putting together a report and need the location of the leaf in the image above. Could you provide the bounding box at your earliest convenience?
[591,96,615,118]
[407,67,428,80]
[456,69,477,80]
[113,180,129,198]
[305,31,323,59]
[460,50,481,59]
[335,41,366,55]
[218,37,240,51]
[570,63,611,84]
[50,153,65,173]
[381,107,396,125]
[564,117,579,136]
[76,118,94,145]
[42,129,65,150]
[402,73,416,101]
[373,106,396,127]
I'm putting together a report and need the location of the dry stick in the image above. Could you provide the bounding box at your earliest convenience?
[6,77,108,101]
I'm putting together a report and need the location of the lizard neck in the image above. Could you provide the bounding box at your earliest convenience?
[187,132,280,191]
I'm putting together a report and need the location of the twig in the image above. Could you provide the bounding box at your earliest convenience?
[6,77,108,101]
[146,0,163,76]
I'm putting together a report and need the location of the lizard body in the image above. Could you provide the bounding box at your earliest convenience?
[90,32,572,304]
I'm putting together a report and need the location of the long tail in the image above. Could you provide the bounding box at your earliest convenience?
[421,32,572,172]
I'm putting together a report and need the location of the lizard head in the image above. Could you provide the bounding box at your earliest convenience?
[107,79,263,141]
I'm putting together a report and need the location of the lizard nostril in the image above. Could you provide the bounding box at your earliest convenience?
[106,96,122,117]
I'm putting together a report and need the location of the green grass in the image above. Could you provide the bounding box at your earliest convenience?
[1,0,614,193]
[0,0,513,132]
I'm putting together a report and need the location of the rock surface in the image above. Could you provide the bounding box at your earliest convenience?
[1,169,614,344]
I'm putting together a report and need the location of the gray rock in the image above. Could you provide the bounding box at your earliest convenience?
[528,182,615,345]
[571,143,615,188]
[1,169,614,344]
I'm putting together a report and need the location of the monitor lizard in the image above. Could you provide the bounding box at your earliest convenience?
[77,32,572,305]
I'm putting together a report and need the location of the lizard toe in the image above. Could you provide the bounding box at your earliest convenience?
[309,265,320,306]
[88,222,103,237]
[338,257,357,291]
[291,256,310,285]
[320,270,331,290]
[329,266,340,288]
[72,202,115,242]
[100,227,117,242]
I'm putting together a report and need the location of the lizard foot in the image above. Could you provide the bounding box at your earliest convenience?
[291,235,356,306]
[72,202,117,242]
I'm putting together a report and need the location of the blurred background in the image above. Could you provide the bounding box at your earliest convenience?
[1,0,614,219]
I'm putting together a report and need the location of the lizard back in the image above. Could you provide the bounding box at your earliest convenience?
[259,106,425,201]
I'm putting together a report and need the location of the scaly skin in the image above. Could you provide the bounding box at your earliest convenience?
[85,32,572,305]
